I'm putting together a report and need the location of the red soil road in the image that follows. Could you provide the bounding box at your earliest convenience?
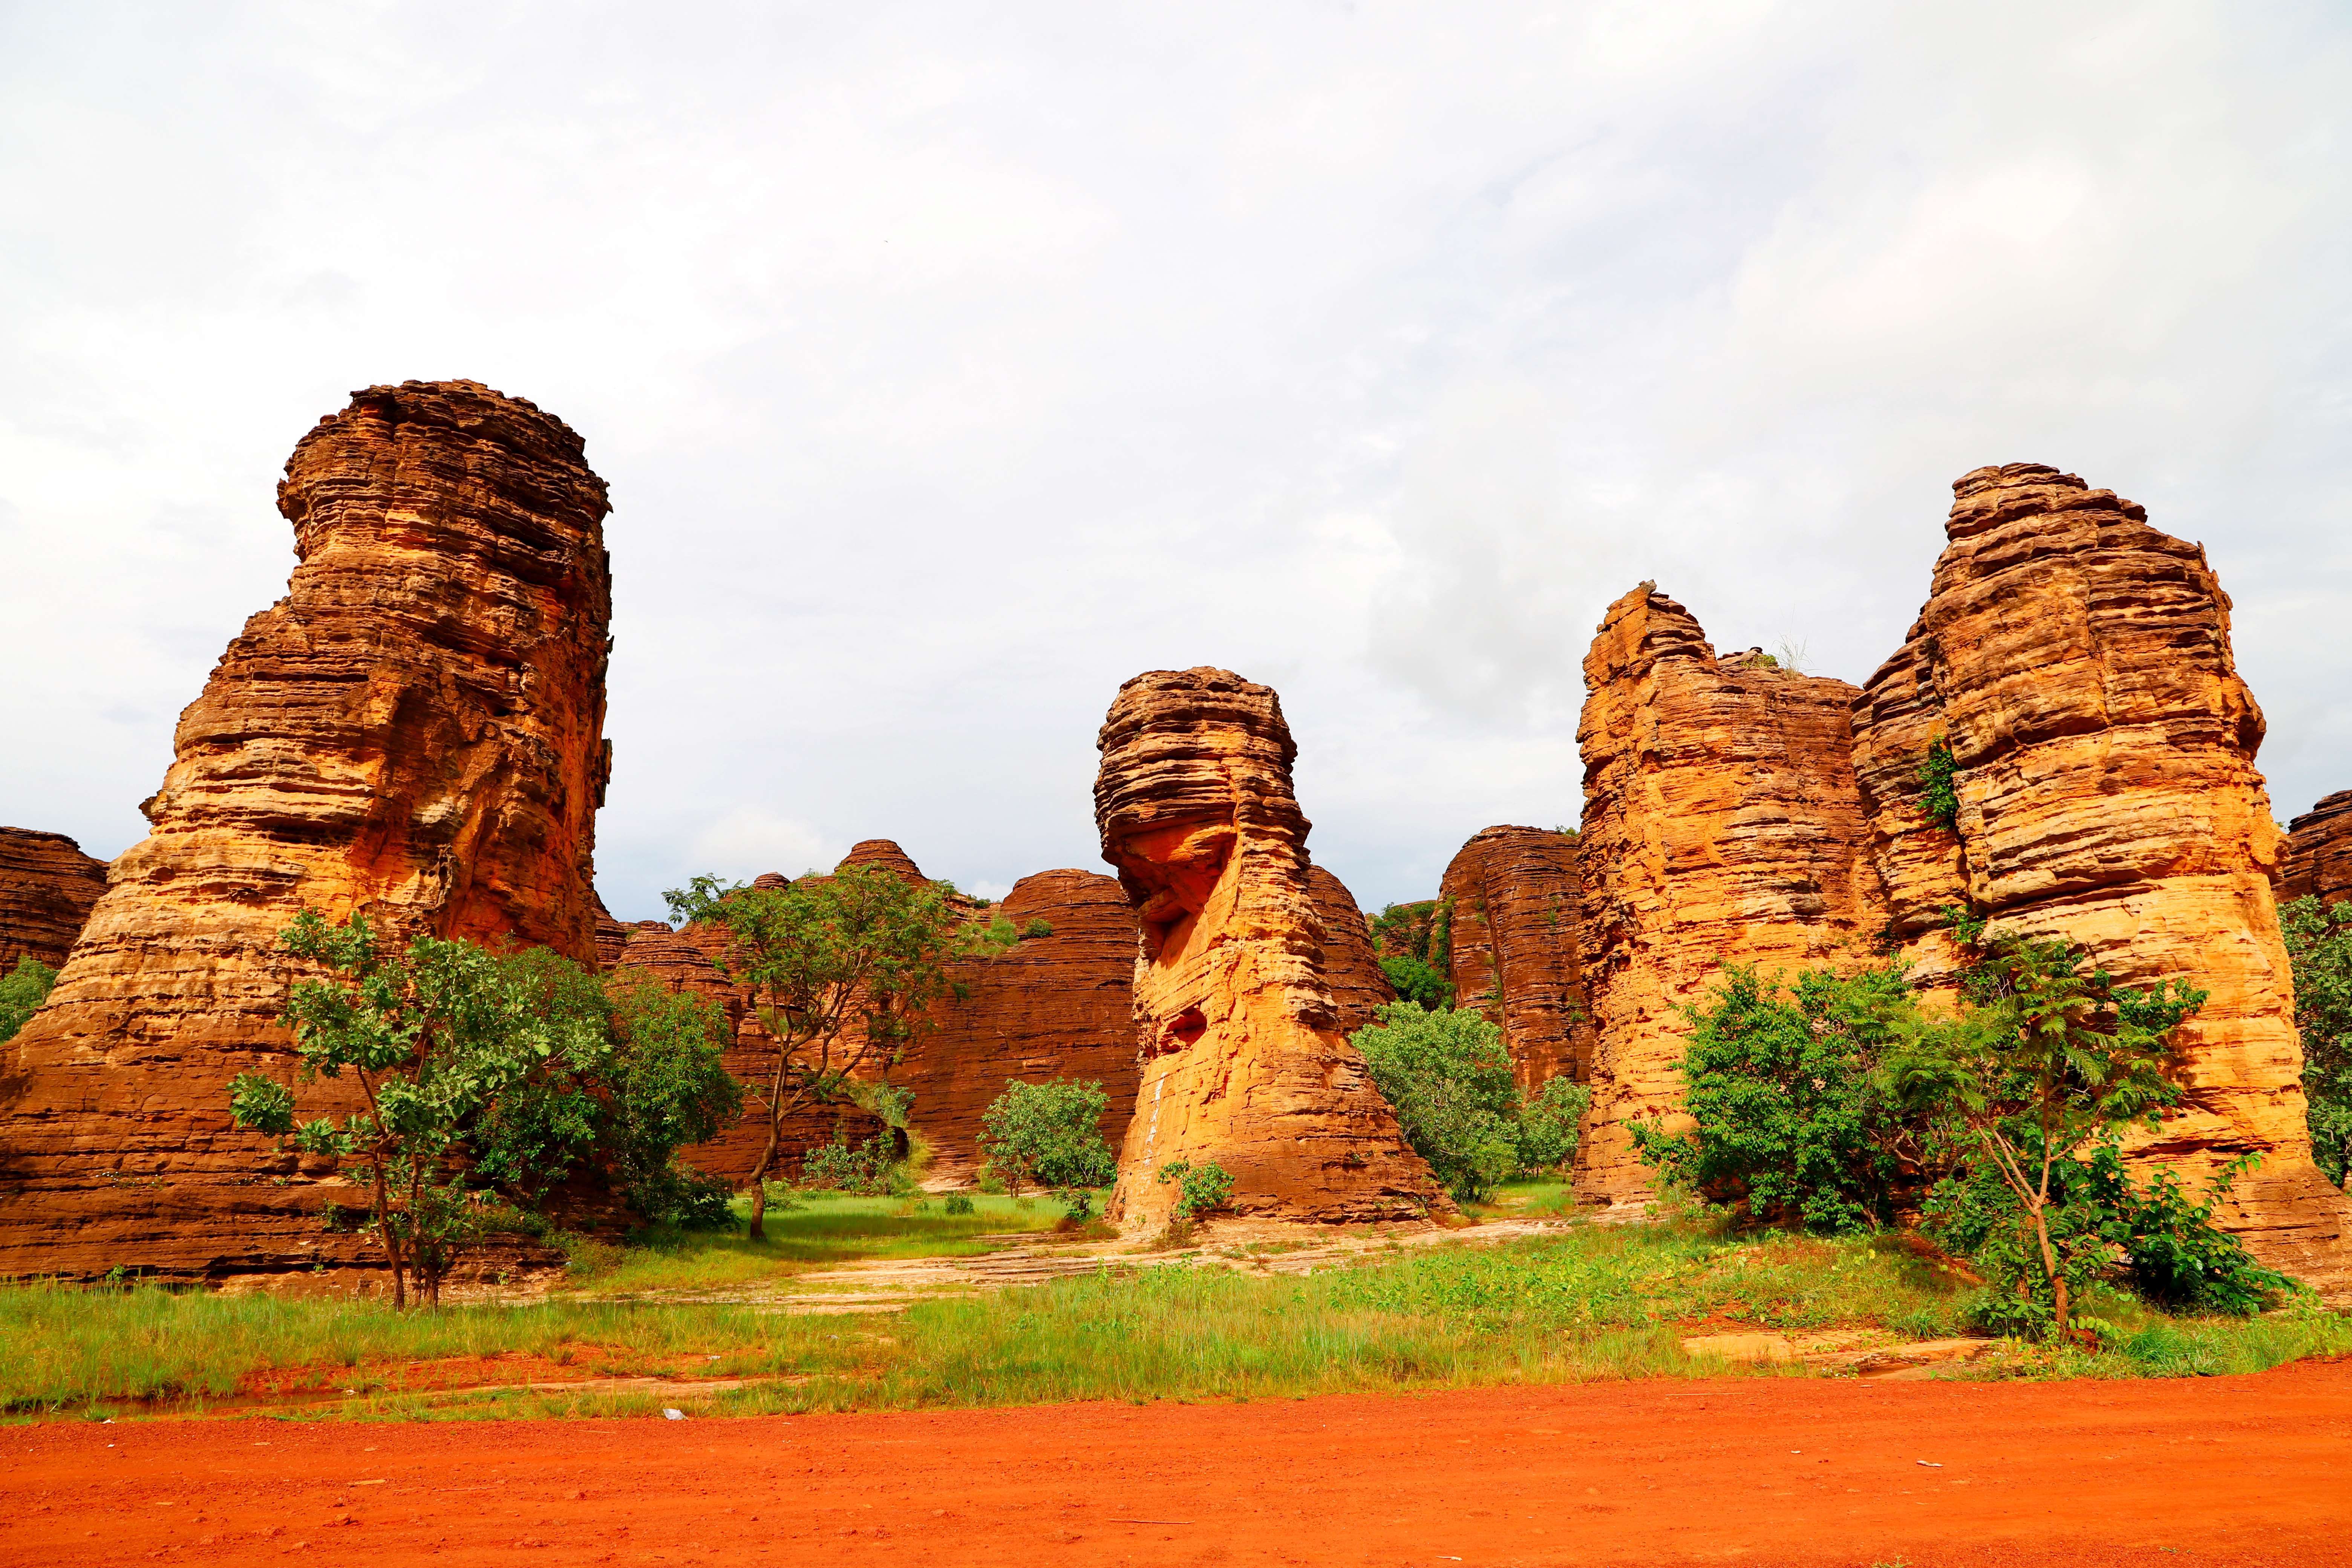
[6,1361,2350,1567]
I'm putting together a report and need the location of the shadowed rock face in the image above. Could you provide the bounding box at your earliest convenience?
[2280,791,2352,909]
[0,828,108,971]
[1441,826,1594,1093]
[1304,865,1396,1038]
[0,380,613,1282]
[1574,587,1890,1210]
[1093,668,1440,1228]
[899,869,1141,1182]
[1851,463,2348,1294]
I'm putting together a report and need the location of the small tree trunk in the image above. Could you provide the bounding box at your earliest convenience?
[746,1122,781,1241]
[2029,1199,2066,1337]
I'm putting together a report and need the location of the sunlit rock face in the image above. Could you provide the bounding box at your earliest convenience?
[1441,825,1595,1095]
[0,828,108,972]
[1851,463,2347,1296]
[0,380,613,1282]
[1305,865,1396,1040]
[1093,668,1440,1229]
[2279,791,2352,909]
[1573,586,1890,1211]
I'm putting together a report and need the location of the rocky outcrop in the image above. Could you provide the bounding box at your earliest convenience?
[1093,668,1441,1228]
[898,869,1141,1182]
[1851,463,2349,1292]
[0,380,613,1282]
[590,892,635,970]
[2280,791,2352,908]
[0,828,109,971]
[1574,588,1890,1209]
[1440,826,1594,1093]
[1305,865,1396,1037]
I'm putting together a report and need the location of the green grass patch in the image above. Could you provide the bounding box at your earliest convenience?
[569,1189,1076,1294]
[7,1221,2344,1421]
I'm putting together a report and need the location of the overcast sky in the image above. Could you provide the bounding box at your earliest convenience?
[3,1,2347,920]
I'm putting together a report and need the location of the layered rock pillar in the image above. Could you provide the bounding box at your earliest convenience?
[0,380,613,1281]
[1441,825,1594,1092]
[0,828,109,972]
[1574,588,1890,1209]
[1094,668,1440,1228]
[1303,865,1396,1038]
[2280,791,2352,908]
[1850,463,2349,1292]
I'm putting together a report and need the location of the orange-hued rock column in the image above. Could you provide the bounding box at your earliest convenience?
[2280,791,2352,909]
[0,380,613,1282]
[1573,587,1890,1210]
[1094,668,1440,1229]
[1850,463,2349,1295]
[1441,825,1595,1093]
[0,827,109,972]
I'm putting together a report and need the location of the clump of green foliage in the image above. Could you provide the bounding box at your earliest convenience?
[1370,899,1455,1008]
[665,866,1014,1238]
[1377,953,1455,1010]
[1916,740,1961,831]
[1632,963,1915,1233]
[977,1078,1116,1214]
[1351,1001,1588,1202]
[1635,914,2290,1338]
[1155,1158,1234,1219]
[799,1132,906,1196]
[942,1192,975,1216]
[2280,894,2352,1186]
[0,955,58,1043]
[1022,917,1054,940]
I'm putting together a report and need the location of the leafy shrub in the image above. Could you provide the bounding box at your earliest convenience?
[801,1133,905,1195]
[0,956,57,1044]
[978,1078,1116,1199]
[1516,1075,1589,1176]
[1155,1159,1234,1217]
[2280,895,2352,1186]
[1352,1002,1522,1202]
[1023,918,1054,940]
[943,1193,975,1216]
[1915,741,1960,831]
[1369,900,1440,961]
[1631,964,1914,1233]
[1377,954,1455,1010]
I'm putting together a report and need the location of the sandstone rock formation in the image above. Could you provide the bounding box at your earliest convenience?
[2280,791,2352,908]
[1851,463,2349,1291]
[590,892,635,970]
[1440,825,1594,1093]
[0,380,613,1282]
[0,827,108,971]
[1093,668,1441,1228]
[1575,587,1889,1209]
[1305,865,1396,1037]
[899,868,1141,1182]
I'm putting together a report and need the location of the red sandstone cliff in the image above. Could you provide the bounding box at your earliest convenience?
[1094,668,1440,1228]
[1305,865,1396,1038]
[900,868,1141,1182]
[2280,791,2352,909]
[1574,587,1890,1209]
[0,380,613,1282]
[0,828,108,972]
[1441,825,1594,1093]
[1850,463,2349,1293]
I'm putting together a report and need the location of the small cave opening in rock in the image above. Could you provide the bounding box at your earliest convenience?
[1152,1006,1207,1056]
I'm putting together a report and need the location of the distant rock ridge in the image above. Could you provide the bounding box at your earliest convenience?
[2280,790,2352,908]
[0,379,614,1283]
[1093,666,1440,1228]
[1440,825,1594,1094]
[0,828,108,972]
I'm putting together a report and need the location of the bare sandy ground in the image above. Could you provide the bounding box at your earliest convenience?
[7,1358,2347,1566]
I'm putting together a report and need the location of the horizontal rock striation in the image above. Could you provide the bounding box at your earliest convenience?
[1094,668,1440,1229]
[2279,791,2352,909]
[1851,463,2348,1294]
[1305,865,1396,1038]
[0,380,613,1282]
[0,828,109,972]
[1574,587,1890,1210]
[898,869,1141,1183]
[1441,825,1594,1093]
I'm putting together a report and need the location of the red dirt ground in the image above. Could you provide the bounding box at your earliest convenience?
[7,1360,2349,1566]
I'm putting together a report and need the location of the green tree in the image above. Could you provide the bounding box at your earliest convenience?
[228,911,603,1308]
[1377,953,1455,1010]
[0,955,58,1044]
[1155,1158,1234,1219]
[1631,964,1916,1233]
[978,1078,1116,1207]
[1516,1074,1589,1177]
[1351,1001,1521,1202]
[2280,895,2352,1186]
[665,866,1003,1239]
[1878,917,2203,1336]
